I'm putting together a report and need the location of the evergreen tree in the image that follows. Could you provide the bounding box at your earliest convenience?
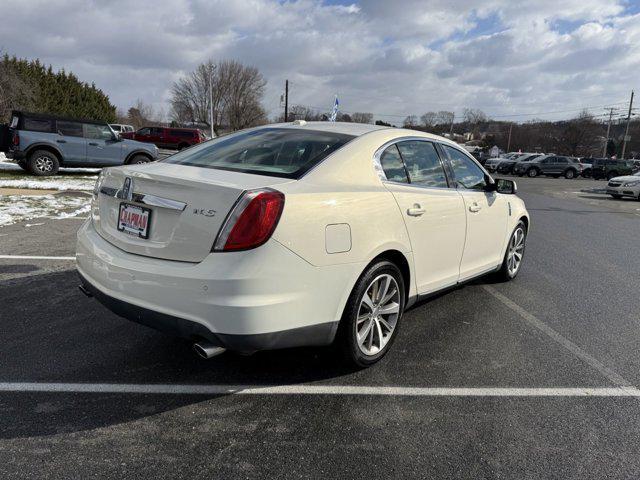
[0,54,116,122]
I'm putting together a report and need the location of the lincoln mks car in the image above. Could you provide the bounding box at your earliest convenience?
[76,121,529,367]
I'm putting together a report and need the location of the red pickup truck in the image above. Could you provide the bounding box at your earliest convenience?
[121,127,207,150]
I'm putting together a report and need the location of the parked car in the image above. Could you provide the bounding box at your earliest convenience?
[496,153,543,175]
[121,127,207,150]
[109,124,135,134]
[77,122,529,367]
[513,155,582,179]
[591,158,634,180]
[6,111,159,176]
[578,158,594,178]
[606,171,640,200]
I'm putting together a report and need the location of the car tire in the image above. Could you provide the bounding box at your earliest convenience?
[27,150,60,176]
[336,260,405,368]
[495,221,527,282]
[564,169,576,179]
[177,143,190,150]
[583,169,591,178]
[527,168,539,178]
[128,154,151,165]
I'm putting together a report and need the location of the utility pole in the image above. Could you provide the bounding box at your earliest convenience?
[209,66,215,138]
[284,80,289,122]
[506,123,513,152]
[449,114,455,137]
[621,90,634,160]
[602,107,618,157]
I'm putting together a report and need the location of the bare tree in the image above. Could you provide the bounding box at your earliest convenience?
[403,115,418,127]
[171,59,267,133]
[351,112,373,124]
[435,111,455,126]
[463,108,488,124]
[127,99,157,129]
[556,110,601,156]
[420,112,437,127]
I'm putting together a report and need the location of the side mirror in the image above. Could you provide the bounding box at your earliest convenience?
[496,178,517,194]
[483,174,497,192]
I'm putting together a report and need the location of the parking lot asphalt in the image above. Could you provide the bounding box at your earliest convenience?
[1,176,640,479]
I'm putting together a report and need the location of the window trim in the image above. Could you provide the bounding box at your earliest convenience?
[438,143,492,191]
[373,136,454,190]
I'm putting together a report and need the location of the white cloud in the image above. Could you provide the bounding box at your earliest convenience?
[1,0,638,123]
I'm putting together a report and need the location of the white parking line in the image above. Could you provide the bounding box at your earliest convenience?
[483,285,634,389]
[1,383,640,397]
[0,255,75,261]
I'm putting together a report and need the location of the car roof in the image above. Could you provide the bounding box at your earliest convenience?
[268,121,390,137]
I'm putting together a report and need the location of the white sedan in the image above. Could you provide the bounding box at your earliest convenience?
[606,171,640,200]
[77,121,529,367]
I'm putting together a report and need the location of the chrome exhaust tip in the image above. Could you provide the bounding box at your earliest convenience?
[193,342,226,359]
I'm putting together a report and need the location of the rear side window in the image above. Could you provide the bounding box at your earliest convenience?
[441,145,486,190]
[162,128,353,179]
[396,141,447,187]
[379,145,408,183]
[171,130,195,138]
[57,121,83,137]
[24,118,54,133]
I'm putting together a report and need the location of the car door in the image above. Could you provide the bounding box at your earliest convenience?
[379,140,467,294]
[440,144,509,280]
[134,127,152,143]
[55,120,87,164]
[84,123,124,166]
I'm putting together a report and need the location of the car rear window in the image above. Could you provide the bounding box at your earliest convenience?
[24,118,54,133]
[162,127,354,179]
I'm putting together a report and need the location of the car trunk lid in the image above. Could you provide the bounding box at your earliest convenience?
[93,163,292,262]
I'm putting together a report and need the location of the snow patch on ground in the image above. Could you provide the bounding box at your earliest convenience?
[0,194,91,226]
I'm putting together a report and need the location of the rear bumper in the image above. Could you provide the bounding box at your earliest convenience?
[76,220,361,351]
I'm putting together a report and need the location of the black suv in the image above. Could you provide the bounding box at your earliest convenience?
[591,158,634,180]
[514,155,582,179]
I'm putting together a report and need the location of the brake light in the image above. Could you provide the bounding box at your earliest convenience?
[213,189,285,252]
[12,132,19,146]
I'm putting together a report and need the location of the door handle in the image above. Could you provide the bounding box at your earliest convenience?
[407,204,426,217]
[56,139,66,143]
[88,142,98,146]
[468,203,482,213]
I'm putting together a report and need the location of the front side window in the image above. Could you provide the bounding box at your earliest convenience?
[163,127,353,179]
[138,128,151,135]
[396,141,447,187]
[379,145,409,183]
[441,144,486,190]
[57,121,83,137]
[84,123,114,140]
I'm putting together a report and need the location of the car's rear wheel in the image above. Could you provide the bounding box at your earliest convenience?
[337,260,405,367]
[564,169,576,179]
[495,221,527,281]
[27,150,59,176]
[527,168,539,178]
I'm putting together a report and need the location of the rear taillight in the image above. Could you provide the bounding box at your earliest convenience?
[12,132,19,146]
[213,189,285,252]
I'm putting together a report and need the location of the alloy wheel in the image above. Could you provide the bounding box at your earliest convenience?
[507,226,525,276]
[356,274,401,356]
[35,156,54,173]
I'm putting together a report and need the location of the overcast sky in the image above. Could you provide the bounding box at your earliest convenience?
[2,0,639,123]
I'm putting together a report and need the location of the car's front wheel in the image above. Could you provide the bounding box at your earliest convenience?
[495,221,527,281]
[564,169,576,179]
[337,260,405,367]
[527,168,539,178]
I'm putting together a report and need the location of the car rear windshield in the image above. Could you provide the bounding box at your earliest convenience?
[162,127,354,179]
